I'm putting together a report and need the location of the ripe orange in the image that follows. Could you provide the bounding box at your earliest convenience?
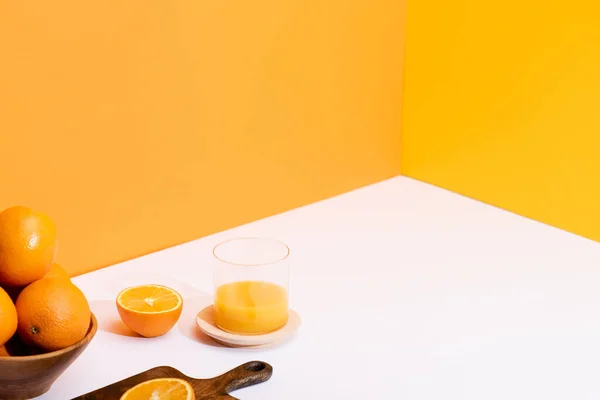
[44,263,70,280]
[5,263,71,302]
[0,287,18,348]
[3,264,71,303]
[116,284,183,338]
[0,206,58,287]
[15,278,91,351]
[120,378,194,400]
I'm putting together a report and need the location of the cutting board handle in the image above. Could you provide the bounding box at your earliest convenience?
[210,361,273,394]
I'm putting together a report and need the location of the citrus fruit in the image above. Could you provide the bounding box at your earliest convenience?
[44,263,70,280]
[120,378,194,400]
[0,287,17,348]
[15,278,91,351]
[116,284,183,338]
[0,206,58,287]
[4,264,72,303]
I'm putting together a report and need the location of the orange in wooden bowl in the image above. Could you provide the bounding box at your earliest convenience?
[0,313,97,400]
[0,287,18,348]
[0,206,58,287]
[3,263,72,304]
[120,377,195,400]
[15,278,91,352]
[116,284,183,338]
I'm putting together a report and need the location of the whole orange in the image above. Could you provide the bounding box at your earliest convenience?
[15,278,91,352]
[3,264,70,303]
[0,206,58,287]
[0,287,18,348]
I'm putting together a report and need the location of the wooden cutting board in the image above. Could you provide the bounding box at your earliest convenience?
[71,361,273,400]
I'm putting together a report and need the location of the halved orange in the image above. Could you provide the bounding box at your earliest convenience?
[116,284,183,338]
[120,378,194,400]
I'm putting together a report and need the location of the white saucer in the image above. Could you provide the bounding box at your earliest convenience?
[196,305,301,349]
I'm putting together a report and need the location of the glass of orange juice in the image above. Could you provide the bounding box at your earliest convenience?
[212,237,290,335]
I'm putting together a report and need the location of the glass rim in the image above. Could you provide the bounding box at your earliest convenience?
[212,236,290,267]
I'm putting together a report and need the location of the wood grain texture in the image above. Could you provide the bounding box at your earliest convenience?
[73,361,273,400]
[0,314,98,400]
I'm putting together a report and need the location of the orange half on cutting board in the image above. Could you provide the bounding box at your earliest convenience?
[120,378,194,400]
[116,284,183,338]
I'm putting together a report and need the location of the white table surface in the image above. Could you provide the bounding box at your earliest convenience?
[41,176,600,399]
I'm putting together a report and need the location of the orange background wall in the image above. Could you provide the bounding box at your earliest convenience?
[0,1,405,276]
[402,0,600,242]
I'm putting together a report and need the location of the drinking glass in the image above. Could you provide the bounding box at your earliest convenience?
[212,237,290,335]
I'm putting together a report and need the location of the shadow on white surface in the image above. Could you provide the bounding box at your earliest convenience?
[89,299,139,337]
[88,272,214,339]
[178,295,225,347]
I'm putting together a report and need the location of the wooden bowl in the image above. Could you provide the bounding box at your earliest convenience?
[0,313,98,400]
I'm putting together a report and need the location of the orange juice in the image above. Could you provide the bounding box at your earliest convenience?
[214,280,288,335]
